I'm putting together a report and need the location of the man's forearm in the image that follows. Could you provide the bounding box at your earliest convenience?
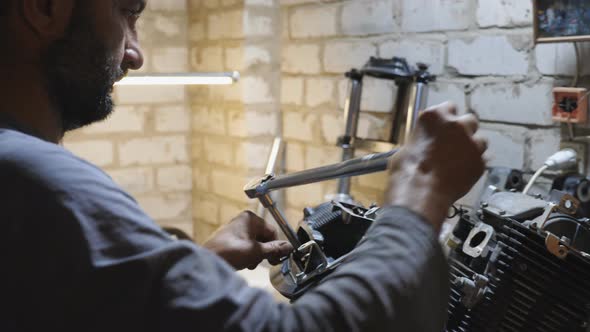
[158,207,449,332]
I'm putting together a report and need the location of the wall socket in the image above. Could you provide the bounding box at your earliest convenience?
[560,140,587,174]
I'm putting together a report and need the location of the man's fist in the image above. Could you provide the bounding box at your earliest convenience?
[387,102,487,232]
[203,211,293,270]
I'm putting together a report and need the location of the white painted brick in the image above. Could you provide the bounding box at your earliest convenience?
[246,0,274,6]
[320,113,344,144]
[152,47,188,72]
[203,138,233,166]
[225,47,244,71]
[208,82,243,102]
[208,10,244,40]
[448,36,529,76]
[427,82,467,113]
[157,165,193,191]
[356,172,389,191]
[402,0,474,32]
[115,85,186,104]
[211,170,249,202]
[283,44,321,74]
[81,106,147,134]
[306,78,335,107]
[222,0,239,6]
[283,112,316,142]
[192,166,209,191]
[339,77,396,113]
[235,142,272,169]
[155,105,190,133]
[281,0,318,6]
[471,82,553,125]
[477,0,532,28]
[65,141,114,167]
[203,0,219,8]
[527,128,562,170]
[286,141,305,171]
[379,39,445,75]
[149,0,187,11]
[189,22,205,42]
[227,110,278,137]
[195,222,219,245]
[136,193,191,220]
[535,43,580,76]
[305,145,341,169]
[219,202,244,226]
[341,0,395,36]
[153,15,185,38]
[108,167,154,194]
[241,76,274,104]
[192,106,226,135]
[324,40,377,73]
[357,113,386,140]
[281,77,304,105]
[285,183,324,208]
[478,123,527,169]
[119,136,189,166]
[191,136,203,161]
[244,46,272,69]
[290,4,338,38]
[192,46,224,71]
[244,11,274,37]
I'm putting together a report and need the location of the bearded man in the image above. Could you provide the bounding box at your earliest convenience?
[0,1,487,331]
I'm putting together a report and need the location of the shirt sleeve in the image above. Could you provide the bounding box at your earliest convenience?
[0,132,449,331]
[157,207,450,332]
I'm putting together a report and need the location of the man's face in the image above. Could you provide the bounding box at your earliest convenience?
[42,0,145,132]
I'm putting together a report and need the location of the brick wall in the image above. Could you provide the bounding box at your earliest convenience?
[280,0,579,212]
[189,0,283,243]
[64,1,194,237]
[64,0,587,244]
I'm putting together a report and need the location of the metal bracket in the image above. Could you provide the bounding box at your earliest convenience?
[463,223,495,258]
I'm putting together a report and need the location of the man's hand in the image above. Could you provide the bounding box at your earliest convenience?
[387,102,487,233]
[203,211,294,270]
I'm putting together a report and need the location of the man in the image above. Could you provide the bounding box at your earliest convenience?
[0,1,487,331]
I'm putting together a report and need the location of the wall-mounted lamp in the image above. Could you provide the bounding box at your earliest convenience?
[115,72,240,86]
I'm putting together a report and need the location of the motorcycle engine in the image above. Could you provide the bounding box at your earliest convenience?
[271,170,590,331]
[446,190,590,332]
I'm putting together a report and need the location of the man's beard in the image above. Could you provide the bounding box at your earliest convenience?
[42,8,124,132]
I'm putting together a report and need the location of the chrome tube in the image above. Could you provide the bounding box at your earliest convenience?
[404,82,428,142]
[258,194,301,249]
[263,149,397,194]
[338,77,363,195]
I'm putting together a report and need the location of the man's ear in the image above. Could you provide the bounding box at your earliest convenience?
[20,0,76,40]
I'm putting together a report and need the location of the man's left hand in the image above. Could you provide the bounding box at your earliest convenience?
[203,211,294,270]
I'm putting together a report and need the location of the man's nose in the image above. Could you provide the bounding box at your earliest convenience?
[124,40,144,71]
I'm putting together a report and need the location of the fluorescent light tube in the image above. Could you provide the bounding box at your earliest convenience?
[115,72,240,86]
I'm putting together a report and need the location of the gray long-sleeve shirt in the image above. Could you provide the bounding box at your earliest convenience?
[0,128,449,331]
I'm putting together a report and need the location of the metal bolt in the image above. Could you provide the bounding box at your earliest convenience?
[499,210,506,216]
[481,202,489,208]
[565,200,573,209]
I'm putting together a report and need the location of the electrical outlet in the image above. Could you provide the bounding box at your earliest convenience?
[560,141,587,174]
[552,87,588,124]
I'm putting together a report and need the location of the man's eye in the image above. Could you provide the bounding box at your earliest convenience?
[124,8,141,19]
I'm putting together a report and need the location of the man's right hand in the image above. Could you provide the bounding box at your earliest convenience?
[387,102,487,233]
